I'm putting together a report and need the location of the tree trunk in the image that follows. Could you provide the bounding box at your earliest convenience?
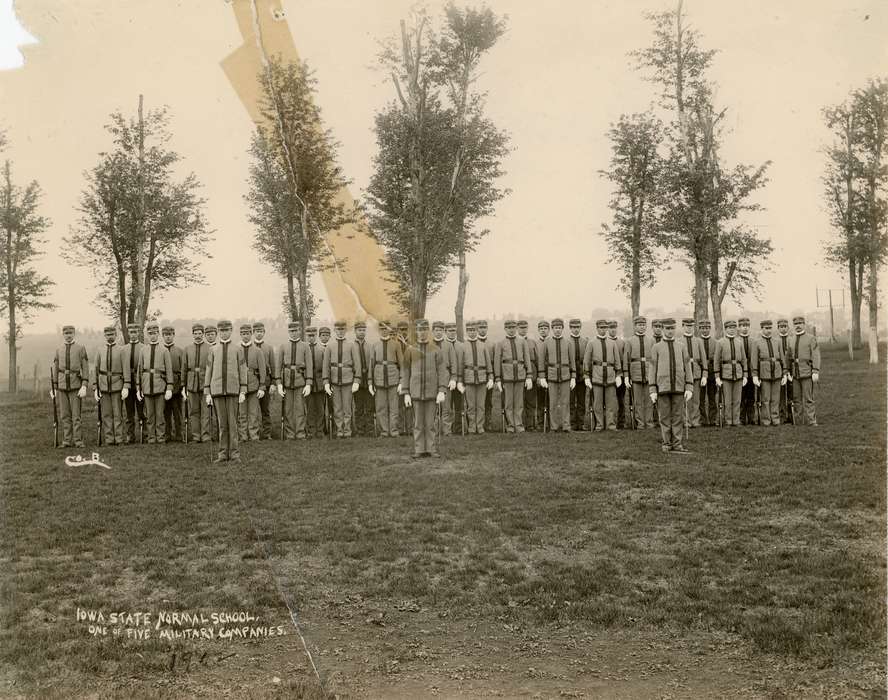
[131,94,146,328]
[693,259,710,331]
[849,259,862,347]
[630,252,641,318]
[7,293,15,393]
[867,264,879,364]
[454,248,469,341]
[297,265,309,337]
[286,270,298,323]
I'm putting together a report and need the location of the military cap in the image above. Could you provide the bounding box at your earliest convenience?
[333,320,347,329]
[445,321,457,330]
[162,325,175,333]
[287,321,300,331]
[608,320,618,328]
[569,318,581,326]
[465,320,477,329]
[504,319,517,328]
[239,324,253,333]
[682,318,695,325]
[306,325,318,333]
[738,317,751,324]
[551,318,564,327]
[432,320,445,330]
[723,319,737,328]
[595,319,608,328]
[652,319,663,327]
[378,319,391,328]
[661,318,676,327]
[145,321,160,330]
[633,316,647,324]
[191,322,205,332]
[217,320,232,330]
[62,324,75,332]
[517,319,528,327]
[319,326,331,334]
[355,320,367,329]
[698,319,711,327]
[397,320,409,330]
[538,320,550,329]
[760,319,773,328]
[415,318,430,329]
[205,324,217,332]
[477,319,488,325]
[126,322,140,330]
[252,321,265,330]
[103,325,116,334]
[777,318,789,326]
[792,315,805,324]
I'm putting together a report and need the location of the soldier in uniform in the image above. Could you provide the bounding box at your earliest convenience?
[713,320,748,427]
[306,326,327,438]
[400,319,448,458]
[476,319,493,430]
[647,318,694,452]
[737,317,756,424]
[237,324,268,442]
[92,325,125,446]
[584,319,622,431]
[323,321,360,438]
[652,319,663,342]
[369,320,403,437]
[459,320,494,434]
[182,323,211,442]
[121,321,146,443]
[776,319,793,423]
[351,321,373,435]
[203,323,219,441]
[518,320,538,430]
[204,319,246,462]
[442,322,464,434]
[252,322,276,439]
[494,319,533,433]
[535,320,550,429]
[697,319,718,426]
[50,324,89,448]
[785,315,821,426]
[624,316,655,429]
[275,320,313,439]
[751,320,786,427]
[431,322,458,430]
[680,318,707,428]
[568,319,589,431]
[161,325,185,442]
[539,318,576,432]
[136,321,173,444]
[607,321,628,428]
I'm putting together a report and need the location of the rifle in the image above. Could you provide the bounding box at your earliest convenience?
[96,388,103,447]
[717,384,725,428]
[183,393,189,444]
[280,389,286,440]
[500,383,507,433]
[324,394,332,439]
[436,402,443,440]
[50,365,59,448]
[784,379,794,425]
[627,381,636,430]
[753,384,761,425]
[541,384,549,433]
[684,399,689,442]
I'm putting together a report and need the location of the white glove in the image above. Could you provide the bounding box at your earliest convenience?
[205,394,212,406]
[238,392,246,404]
[539,378,548,389]
[301,385,311,397]
[136,390,144,402]
[324,382,333,397]
[625,377,631,388]
[812,372,819,383]
[495,380,503,392]
[121,387,129,400]
[616,376,622,388]
[700,376,707,387]
[396,383,402,394]
[49,388,55,399]
[457,381,465,394]
[368,384,376,396]
[404,394,412,408]
[94,389,100,402]
[77,385,87,399]
[525,377,532,390]
[569,377,576,390]
[684,389,693,402]
[268,384,276,396]
[584,377,592,390]
[650,392,658,404]
[436,391,446,404]
[486,378,494,390]
[277,383,285,397]
[715,377,722,388]
[351,381,360,393]
[181,388,187,400]
[448,379,456,391]
[781,375,787,386]
[257,389,265,399]
[752,377,761,387]
[164,389,172,401]
[742,377,748,387]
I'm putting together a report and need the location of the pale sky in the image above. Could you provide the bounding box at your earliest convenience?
[1,0,886,332]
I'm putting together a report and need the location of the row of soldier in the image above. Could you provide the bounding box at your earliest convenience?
[50,313,821,458]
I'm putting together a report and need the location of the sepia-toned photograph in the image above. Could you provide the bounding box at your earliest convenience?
[0,0,885,697]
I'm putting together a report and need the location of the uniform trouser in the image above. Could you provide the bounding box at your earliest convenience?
[740,380,756,424]
[258,388,272,439]
[722,380,742,426]
[99,391,124,445]
[524,382,538,429]
[700,379,718,425]
[59,390,83,446]
[685,378,701,427]
[791,377,816,425]
[443,389,464,434]
[548,381,571,430]
[657,393,685,448]
[465,384,487,433]
[502,381,525,432]
[281,388,307,439]
[143,394,166,443]
[213,395,240,460]
[412,399,439,455]
[124,391,146,443]
[374,386,400,436]
[615,383,627,428]
[332,385,354,436]
[307,392,327,437]
[354,387,374,435]
[484,389,493,431]
[758,379,781,426]
[187,391,211,441]
[570,383,587,430]
[779,381,793,424]
[630,382,654,428]
[163,393,184,441]
[592,384,618,430]
[237,391,261,441]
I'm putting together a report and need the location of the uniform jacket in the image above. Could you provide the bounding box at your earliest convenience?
[785,332,821,380]
[623,334,655,384]
[751,336,785,380]
[240,342,268,393]
[204,340,247,397]
[776,333,793,371]
[183,342,209,394]
[92,342,125,393]
[524,336,540,379]
[52,341,89,391]
[163,343,185,393]
[583,335,622,386]
[611,337,626,377]
[309,342,326,393]
[323,338,360,386]
[495,335,532,382]
[568,334,588,377]
[122,341,144,392]
[369,338,403,389]
[276,339,313,389]
[400,342,449,400]
[648,338,694,395]
[354,339,371,388]
[459,338,492,385]
[253,341,275,389]
[539,336,576,382]
[739,334,754,374]
[679,334,707,381]
[699,335,717,375]
[444,339,463,380]
[137,342,173,396]
[713,336,748,381]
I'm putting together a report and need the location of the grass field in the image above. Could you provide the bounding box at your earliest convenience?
[1,345,885,698]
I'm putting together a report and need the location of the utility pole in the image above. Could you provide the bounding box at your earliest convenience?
[817,287,851,358]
